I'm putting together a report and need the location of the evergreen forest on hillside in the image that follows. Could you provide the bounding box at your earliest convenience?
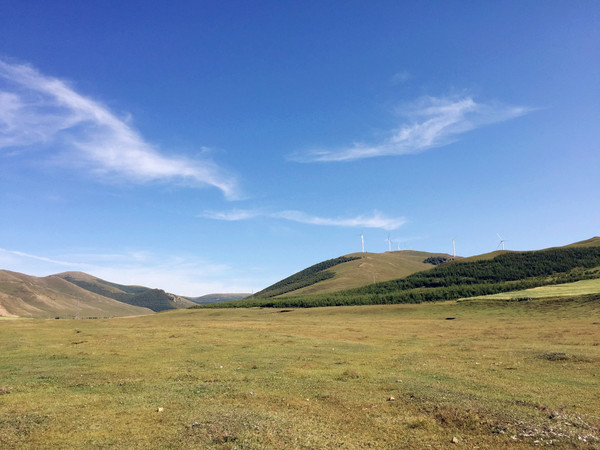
[251,255,361,298]
[195,247,600,308]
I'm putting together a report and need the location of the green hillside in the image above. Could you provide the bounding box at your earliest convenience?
[55,272,195,312]
[197,240,600,308]
[564,236,600,247]
[0,270,153,319]
[253,251,454,298]
[252,255,361,298]
[124,288,195,311]
[455,236,600,263]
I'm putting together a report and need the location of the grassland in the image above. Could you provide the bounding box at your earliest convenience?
[1,295,599,448]
[468,278,600,300]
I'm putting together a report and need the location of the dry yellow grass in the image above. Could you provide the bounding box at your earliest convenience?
[1,296,599,448]
[284,250,450,296]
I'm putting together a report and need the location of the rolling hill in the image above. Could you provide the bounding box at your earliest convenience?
[5,237,599,316]
[53,272,196,312]
[453,236,600,263]
[0,270,199,318]
[198,237,600,308]
[0,270,153,318]
[252,250,455,298]
[564,236,600,247]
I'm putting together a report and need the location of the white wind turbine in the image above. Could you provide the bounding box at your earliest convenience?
[360,232,365,253]
[497,233,506,251]
[386,234,392,252]
[452,238,456,258]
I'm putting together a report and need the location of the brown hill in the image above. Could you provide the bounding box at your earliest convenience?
[53,272,196,312]
[0,270,153,318]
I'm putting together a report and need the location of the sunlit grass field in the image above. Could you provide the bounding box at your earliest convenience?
[469,278,600,300]
[1,295,599,448]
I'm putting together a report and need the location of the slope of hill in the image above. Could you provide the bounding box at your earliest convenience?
[564,236,600,247]
[253,251,454,298]
[54,272,195,312]
[197,239,600,308]
[252,255,362,298]
[0,270,153,318]
[455,236,600,264]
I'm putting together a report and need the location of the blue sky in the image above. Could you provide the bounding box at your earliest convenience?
[1,1,598,296]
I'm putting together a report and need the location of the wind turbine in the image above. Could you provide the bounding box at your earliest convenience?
[497,233,505,251]
[386,234,392,252]
[452,238,456,258]
[360,232,365,253]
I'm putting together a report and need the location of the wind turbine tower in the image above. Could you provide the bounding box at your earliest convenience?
[361,232,365,253]
[497,233,505,251]
[387,234,392,252]
[452,238,456,258]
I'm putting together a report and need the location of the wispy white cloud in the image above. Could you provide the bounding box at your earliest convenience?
[201,209,264,221]
[201,208,406,231]
[290,94,532,162]
[0,59,239,198]
[0,247,252,296]
[272,210,406,230]
[0,248,78,267]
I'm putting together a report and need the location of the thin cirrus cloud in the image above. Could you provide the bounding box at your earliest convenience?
[202,209,406,231]
[0,247,243,296]
[290,95,532,162]
[0,59,239,199]
[0,247,78,267]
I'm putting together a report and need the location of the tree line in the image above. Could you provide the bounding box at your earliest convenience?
[193,247,600,308]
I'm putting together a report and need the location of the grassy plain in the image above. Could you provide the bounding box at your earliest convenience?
[1,296,599,448]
